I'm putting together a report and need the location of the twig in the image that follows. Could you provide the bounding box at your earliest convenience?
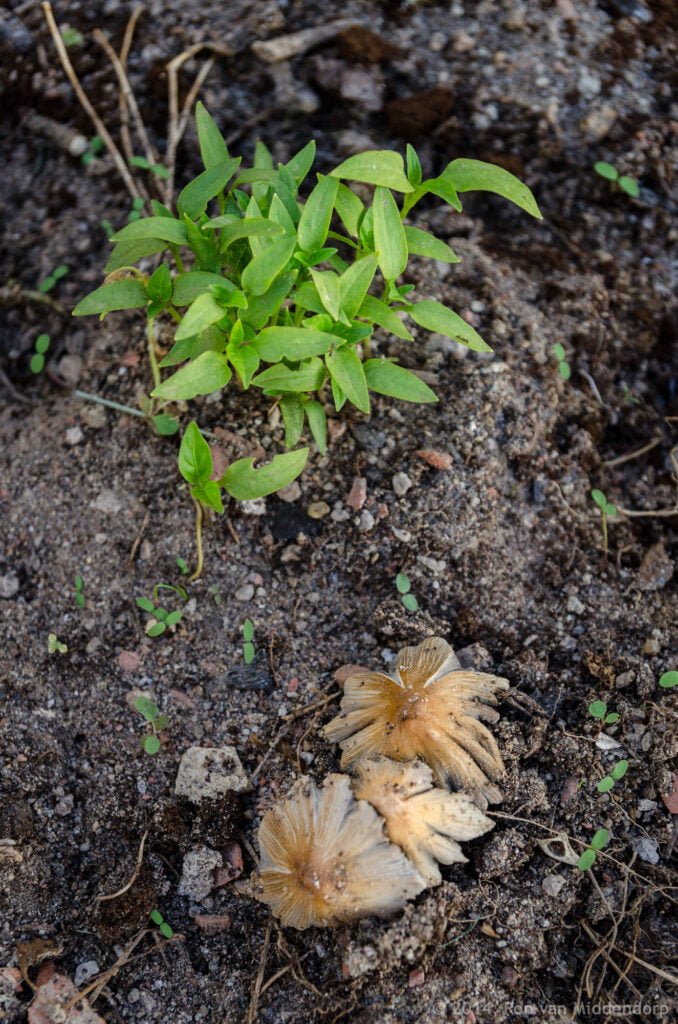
[0,279,69,316]
[41,3,142,202]
[118,5,146,169]
[603,436,662,468]
[99,829,149,902]
[578,368,605,407]
[247,920,272,1024]
[187,499,205,582]
[74,389,145,418]
[129,510,151,564]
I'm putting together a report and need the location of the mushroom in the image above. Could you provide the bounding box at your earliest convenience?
[254,774,425,929]
[352,756,494,885]
[323,636,509,808]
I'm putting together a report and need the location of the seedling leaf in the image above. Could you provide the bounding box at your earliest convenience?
[221,448,309,500]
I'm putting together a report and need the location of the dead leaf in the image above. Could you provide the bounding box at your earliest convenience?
[415,449,453,470]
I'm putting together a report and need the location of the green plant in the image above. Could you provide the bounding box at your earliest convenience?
[136,582,186,636]
[552,343,570,380]
[129,155,170,181]
[593,161,639,198]
[242,618,255,664]
[127,196,145,223]
[176,556,189,575]
[30,333,51,374]
[81,134,104,167]
[588,700,619,727]
[61,26,84,47]
[134,696,168,754]
[577,827,610,871]
[597,759,628,793]
[74,574,85,609]
[659,671,677,689]
[74,103,541,509]
[396,573,418,612]
[591,489,617,552]
[47,633,67,654]
[149,908,175,938]
[39,264,69,294]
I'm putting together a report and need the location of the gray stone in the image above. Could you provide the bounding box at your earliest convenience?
[74,961,100,987]
[175,745,251,803]
[91,489,123,514]
[0,573,20,599]
[178,846,222,900]
[357,510,375,532]
[542,873,566,897]
[235,583,255,602]
[392,472,412,497]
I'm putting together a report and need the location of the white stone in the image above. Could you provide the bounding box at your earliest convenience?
[235,583,255,602]
[392,472,412,497]
[74,960,100,987]
[178,846,222,900]
[175,746,251,803]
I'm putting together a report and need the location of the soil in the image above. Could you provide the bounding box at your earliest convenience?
[1,1,677,1023]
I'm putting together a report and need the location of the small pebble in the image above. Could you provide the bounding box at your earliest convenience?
[235,583,255,602]
[0,573,20,599]
[357,510,375,532]
[277,481,302,502]
[74,960,100,987]
[65,426,84,446]
[307,501,330,519]
[392,472,412,497]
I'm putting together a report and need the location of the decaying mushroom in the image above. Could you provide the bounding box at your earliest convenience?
[254,774,425,929]
[323,637,509,808]
[352,756,494,885]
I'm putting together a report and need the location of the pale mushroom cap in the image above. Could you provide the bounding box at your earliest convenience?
[255,774,426,929]
[352,757,495,885]
[323,636,509,809]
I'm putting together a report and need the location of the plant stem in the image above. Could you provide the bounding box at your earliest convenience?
[147,319,161,391]
[74,390,145,417]
[601,511,608,553]
[188,499,204,582]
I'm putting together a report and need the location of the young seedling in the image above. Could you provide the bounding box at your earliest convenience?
[74,574,85,609]
[588,700,620,727]
[242,618,255,664]
[127,196,145,223]
[74,103,543,540]
[176,556,189,575]
[149,908,175,938]
[597,759,628,793]
[134,696,168,755]
[396,573,418,612]
[577,827,610,871]
[47,633,67,654]
[61,26,84,47]
[659,671,677,690]
[39,264,69,294]
[591,489,617,552]
[129,155,170,181]
[136,583,186,637]
[81,134,104,167]
[552,343,570,381]
[593,161,640,199]
[30,334,51,374]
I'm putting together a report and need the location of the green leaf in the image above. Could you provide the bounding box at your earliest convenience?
[396,573,411,594]
[558,361,571,381]
[611,760,628,781]
[443,158,542,219]
[30,353,45,374]
[577,850,596,871]
[135,696,160,721]
[253,326,339,362]
[175,292,229,341]
[409,300,492,352]
[604,712,620,724]
[596,776,614,793]
[227,336,259,388]
[590,489,607,510]
[143,734,161,754]
[310,269,342,321]
[241,272,297,331]
[326,346,370,414]
[659,671,678,689]
[419,175,462,211]
[154,607,168,622]
[251,358,326,393]
[406,144,422,186]
[208,217,285,249]
[147,264,172,304]
[241,236,297,296]
[363,359,438,403]
[404,226,460,263]
[221,448,309,500]
[338,254,378,320]
[177,158,241,219]
[618,176,639,198]
[553,343,566,361]
[402,593,419,611]
[285,141,316,186]
[304,399,327,454]
[73,279,148,316]
[293,281,325,316]
[178,421,213,485]
[590,828,610,851]
[111,217,188,245]
[152,351,232,401]
[105,238,168,273]
[149,909,164,926]
[152,414,180,436]
[268,193,296,234]
[242,618,255,641]
[588,700,607,719]
[280,395,305,447]
[34,334,50,354]
[298,174,340,253]
[358,295,413,341]
[136,596,155,613]
[604,502,617,517]
[334,183,364,237]
[330,151,414,193]
[195,101,230,169]
[172,271,234,306]
[243,642,255,664]
[372,186,408,281]
[191,480,224,513]
[594,161,618,182]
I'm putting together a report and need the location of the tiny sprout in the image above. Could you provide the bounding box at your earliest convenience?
[659,671,678,690]
[127,196,145,223]
[30,333,51,374]
[577,827,610,872]
[593,161,640,198]
[396,573,418,612]
[74,575,85,609]
[61,27,84,47]
[597,759,628,794]
[587,700,619,726]
[176,557,189,575]
[134,695,168,755]
[136,584,185,637]
[552,343,571,381]
[38,264,69,294]
[81,135,104,167]
[242,618,255,664]
[47,633,67,654]
[129,155,170,181]
[149,908,174,938]
[591,489,617,552]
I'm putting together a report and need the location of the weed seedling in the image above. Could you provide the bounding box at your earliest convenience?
[659,671,677,690]
[593,161,640,198]
[597,759,628,793]
[30,334,51,374]
[149,908,175,938]
[61,26,84,47]
[242,618,255,664]
[127,196,145,223]
[74,575,85,609]
[577,827,610,871]
[588,700,619,728]
[39,264,69,294]
[136,582,186,637]
[135,696,168,755]
[591,489,617,551]
[552,343,570,381]
[47,633,67,654]
[129,155,170,181]
[81,134,104,168]
[396,573,418,612]
[176,557,189,575]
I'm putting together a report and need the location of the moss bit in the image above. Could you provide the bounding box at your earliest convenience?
[323,637,509,809]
